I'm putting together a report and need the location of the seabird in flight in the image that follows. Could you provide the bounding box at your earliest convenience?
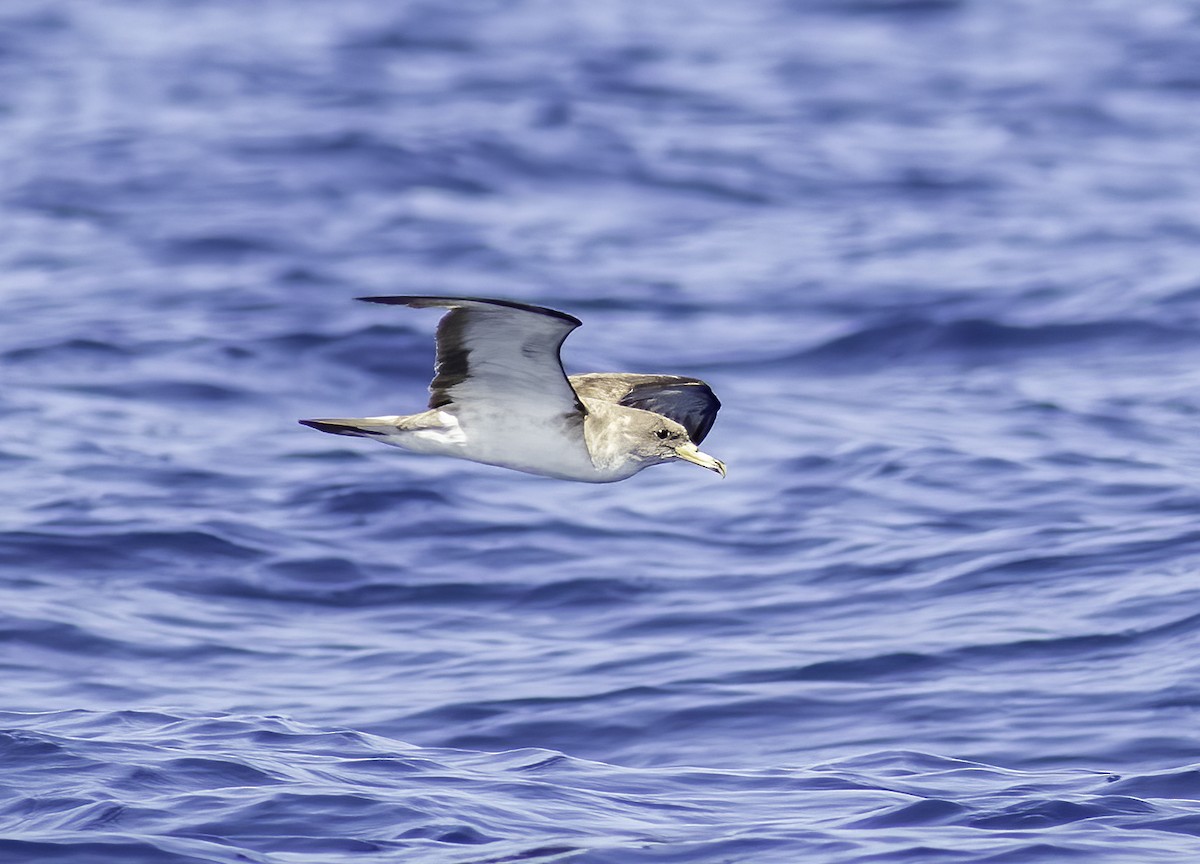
[300,296,724,483]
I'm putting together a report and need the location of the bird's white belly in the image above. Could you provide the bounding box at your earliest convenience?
[386,410,603,481]
[463,415,599,479]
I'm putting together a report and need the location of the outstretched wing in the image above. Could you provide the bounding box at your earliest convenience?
[569,373,721,444]
[359,296,587,417]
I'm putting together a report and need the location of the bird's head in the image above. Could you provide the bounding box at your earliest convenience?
[639,417,726,478]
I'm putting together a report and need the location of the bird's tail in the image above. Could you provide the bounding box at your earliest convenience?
[298,417,399,438]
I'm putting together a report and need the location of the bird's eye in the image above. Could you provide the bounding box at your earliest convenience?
[655,429,671,440]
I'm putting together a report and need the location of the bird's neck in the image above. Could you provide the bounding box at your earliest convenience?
[581,401,653,479]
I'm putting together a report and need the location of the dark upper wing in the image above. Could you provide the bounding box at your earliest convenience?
[359,296,586,416]
[569,373,721,444]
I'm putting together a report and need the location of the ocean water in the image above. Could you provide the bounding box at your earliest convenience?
[5,0,1200,861]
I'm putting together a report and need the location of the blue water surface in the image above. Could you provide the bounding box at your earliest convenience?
[5,0,1200,861]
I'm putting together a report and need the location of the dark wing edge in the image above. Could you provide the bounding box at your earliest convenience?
[357,296,582,327]
[571,374,721,444]
[358,296,586,414]
[623,378,721,444]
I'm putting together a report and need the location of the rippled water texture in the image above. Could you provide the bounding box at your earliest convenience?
[6,0,1200,861]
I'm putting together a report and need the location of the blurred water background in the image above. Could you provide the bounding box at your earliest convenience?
[5,0,1200,861]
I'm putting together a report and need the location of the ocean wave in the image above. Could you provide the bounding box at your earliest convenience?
[795,317,1200,368]
[1,710,1197,863]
